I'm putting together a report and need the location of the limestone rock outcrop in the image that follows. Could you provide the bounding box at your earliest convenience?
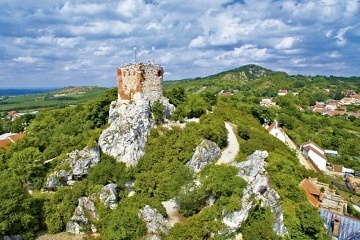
[222,150,288,237]
[99,183,118,209]
[139,205,171,238]
[44,169,68,190]
[186,139,221,173]
[159,97,175,119]
[66,196,98,234]
[66,184,121,235]
[44,146,100,190]
[99,99,154,166]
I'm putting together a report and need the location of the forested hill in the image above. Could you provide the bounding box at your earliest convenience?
[164,64,360,98]
[0,65,359,239]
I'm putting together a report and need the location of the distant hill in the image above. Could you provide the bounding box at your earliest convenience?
[164,64,360,95]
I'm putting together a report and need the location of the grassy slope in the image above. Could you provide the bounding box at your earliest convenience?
[0,86,109,112]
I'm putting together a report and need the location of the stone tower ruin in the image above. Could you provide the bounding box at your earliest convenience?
[117,61,163,104]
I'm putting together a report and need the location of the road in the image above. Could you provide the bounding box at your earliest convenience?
[217,122,239,165]
[285,134,315,171]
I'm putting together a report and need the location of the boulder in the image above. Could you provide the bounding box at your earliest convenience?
[44,169,68,190]
[66,196,98,234]
[139,205,171,237]
[44,146,100,190]
[159,97,175,119]
[223,150,288,237]
[99,99,154,166]
[186,139,221,173]
[99,183,118,209]
[67,146,101,181]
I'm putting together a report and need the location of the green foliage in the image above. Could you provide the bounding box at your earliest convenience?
[199,114,228,148]
[176,182,208,217]
[0,86,108,112]
[0,172,40,235]
[151,100,165,124]
[165,87,186,106]
[8,147,45,189]
[100,194,165,239]
[43,181,88,233]
[88,153,127,186]
[10,114,35,133]
[167,206,225,240]
[240,205,280,240]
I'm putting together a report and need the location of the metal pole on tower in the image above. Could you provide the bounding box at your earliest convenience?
[133,46,137,63]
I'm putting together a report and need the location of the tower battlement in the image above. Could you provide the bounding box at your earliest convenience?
[117,61,163,104]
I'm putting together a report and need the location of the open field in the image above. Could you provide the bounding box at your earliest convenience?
[0,86,109,112]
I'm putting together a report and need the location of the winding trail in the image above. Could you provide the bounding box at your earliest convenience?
[285,134,315,171]
[217,122,239,165]
[162,200,186,226]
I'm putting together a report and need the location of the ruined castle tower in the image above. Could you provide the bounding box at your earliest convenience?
[117,62,163,104]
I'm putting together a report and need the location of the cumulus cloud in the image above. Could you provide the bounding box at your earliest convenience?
[0,0,359,88]
[12,57,37,63]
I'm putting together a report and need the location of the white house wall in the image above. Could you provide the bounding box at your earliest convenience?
[308,151,327,171]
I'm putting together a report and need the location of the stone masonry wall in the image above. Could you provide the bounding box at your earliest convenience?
[117,62,163,104]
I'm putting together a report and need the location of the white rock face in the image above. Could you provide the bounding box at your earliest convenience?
[159,97,175,119]
[67,146,101,180]
[44,169,68,190]
[99,183,118,209]
[66,196,98,234]
[44,146,100,189]
[99,99,154,166]
[186,139,221,173]
[139,205,171,237]
[222,150,288,237]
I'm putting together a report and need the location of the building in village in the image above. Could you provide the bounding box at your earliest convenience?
[263,121,286,143]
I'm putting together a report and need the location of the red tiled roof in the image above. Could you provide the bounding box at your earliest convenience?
[8,133,25,143]
[302,141,324,152]
[0,139,11,149]
[267,122,277,132]
[278,89,287,93]
[300,179,320,207]
[0,133,25,149]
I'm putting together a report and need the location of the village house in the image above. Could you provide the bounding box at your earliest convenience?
[342,89,357,97]
[0,132,25,149]
[260,98,276,107]
[300,177,346,214]
[300,141,328,172]
[263,121,286,143]
[278,89,288,96]
[346,175,360,194]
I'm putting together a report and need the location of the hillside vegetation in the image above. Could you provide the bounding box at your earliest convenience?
[0,65,359,239]
[0,86,108,112]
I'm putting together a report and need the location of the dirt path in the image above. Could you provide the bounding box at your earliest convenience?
[217,122,239,165]
[195,86,206,94]
[162,199,186,226]
[285,134,315,170]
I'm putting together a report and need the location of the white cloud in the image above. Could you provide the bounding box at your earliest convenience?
[189,36,207,48]
[12,57,37,63]
[275,37,298,49]
[0,0,359,88]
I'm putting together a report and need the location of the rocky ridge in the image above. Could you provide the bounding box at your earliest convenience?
[44,146,100,190]
[222,150,288,236]
[186,139,221,173]
[139,205,171,239]
[66,183,119,234]
[99,97,174,167]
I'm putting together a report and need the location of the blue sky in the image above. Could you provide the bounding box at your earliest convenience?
[0,0,359,88]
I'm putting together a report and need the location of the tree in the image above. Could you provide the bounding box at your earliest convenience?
[151,100,165,124]
[0,172,40,236]
[8,147,45,189]
[10,114,35,133]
